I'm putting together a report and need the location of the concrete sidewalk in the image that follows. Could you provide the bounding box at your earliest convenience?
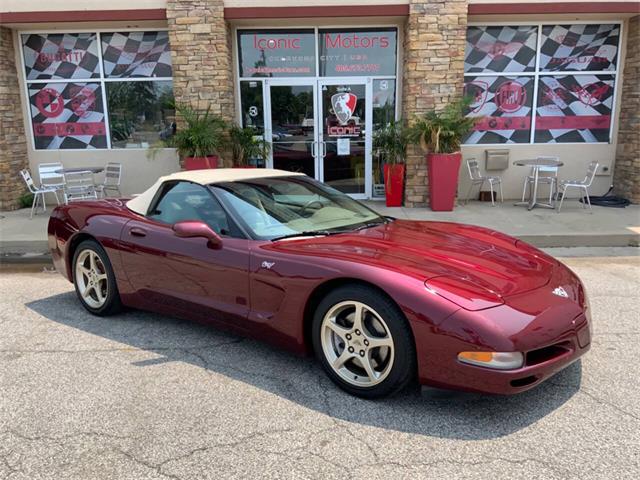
[0,200,638,262]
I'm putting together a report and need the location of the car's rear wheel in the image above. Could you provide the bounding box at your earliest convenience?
[72,240,122,316]
[312,285,416,399]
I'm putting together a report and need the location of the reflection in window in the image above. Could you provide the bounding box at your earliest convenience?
[106,81,175,148]
[372,79,396,197]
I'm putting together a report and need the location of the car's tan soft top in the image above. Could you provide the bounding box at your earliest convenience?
[126,168,305,215]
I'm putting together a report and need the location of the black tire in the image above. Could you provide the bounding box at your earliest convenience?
[72,239,122,316]
[312,284,416,399]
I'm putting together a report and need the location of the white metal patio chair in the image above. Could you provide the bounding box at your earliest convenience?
[464,158,503,206]
[521,156,559,207]
[95,162,122,198]
[20,169,59,218]
[37,162,65,204]
[63,171,98,203]
[557,161,599,213]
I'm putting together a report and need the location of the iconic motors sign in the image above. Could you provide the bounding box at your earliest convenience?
[319,29,397,76]
[238,28,397,78]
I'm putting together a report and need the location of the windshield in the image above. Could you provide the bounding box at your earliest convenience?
[210,176,385,240]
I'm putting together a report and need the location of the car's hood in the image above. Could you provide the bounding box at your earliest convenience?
[269,220,556,308]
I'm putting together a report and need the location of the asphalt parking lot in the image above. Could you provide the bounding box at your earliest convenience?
[1,252,639,479]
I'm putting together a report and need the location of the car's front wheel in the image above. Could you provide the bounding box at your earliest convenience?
[312,285,416,399]
[72,239,122,316]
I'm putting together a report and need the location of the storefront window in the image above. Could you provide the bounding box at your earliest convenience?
[535,74,614,143]
[237,30,316,77]
[101,31,173,78]
[22,33,100,80]
[21,31,174,150]
[372,79,396,197]
[318,28,397,77]
[464,23,620,145]
[106,81,174,148]
[28,82,107,149]
[465,26,537,73]
[539,24,620,72]
[464,76,534,144]
[239,81,264,133]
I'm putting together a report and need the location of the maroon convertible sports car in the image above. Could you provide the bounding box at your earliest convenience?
[48,169,591,398]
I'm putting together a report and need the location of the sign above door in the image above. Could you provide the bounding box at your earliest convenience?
[238,28,398,78]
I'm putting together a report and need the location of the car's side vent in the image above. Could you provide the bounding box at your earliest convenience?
[525,342,572,367]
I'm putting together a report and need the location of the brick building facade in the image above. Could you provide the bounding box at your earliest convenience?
[0,1,638,210]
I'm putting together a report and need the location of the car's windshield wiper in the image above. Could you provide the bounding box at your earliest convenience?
[271,230,339,241]
[351,219,389,232]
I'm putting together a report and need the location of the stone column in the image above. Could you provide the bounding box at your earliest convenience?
[166,0,235,166]
[613,15,640,204]
[401,0,468,207]
[0,27,30,211]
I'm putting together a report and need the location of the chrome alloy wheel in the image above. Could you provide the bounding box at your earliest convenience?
[74,249,108,309]
[320,301,395,387]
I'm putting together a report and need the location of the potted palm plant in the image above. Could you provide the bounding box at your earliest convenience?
[169,104,227,170]
[408,97,477,211]
[373,121,408,207]
[228,124,271,168]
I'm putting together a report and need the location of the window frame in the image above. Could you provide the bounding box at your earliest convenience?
[18,27,173,151]
[146,180,246,239]
[464,20,623,146]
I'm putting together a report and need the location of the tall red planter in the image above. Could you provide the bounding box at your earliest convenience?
[383,163,405,207]
[427,152,462,211]
[184,155,218,170]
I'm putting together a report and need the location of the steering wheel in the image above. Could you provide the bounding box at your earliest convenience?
[299,200,324,216]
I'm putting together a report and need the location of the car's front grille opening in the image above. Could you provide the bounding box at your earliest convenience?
[510,376,538,388]
[525,342,572,367]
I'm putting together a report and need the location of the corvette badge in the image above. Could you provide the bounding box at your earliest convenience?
[552,286,569,298]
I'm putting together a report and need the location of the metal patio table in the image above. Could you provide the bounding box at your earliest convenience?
[514,158,564,211]
[54,167,104,175]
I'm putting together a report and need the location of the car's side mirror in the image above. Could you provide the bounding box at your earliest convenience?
[172,220,223,250]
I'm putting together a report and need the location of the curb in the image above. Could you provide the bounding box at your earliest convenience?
[1,233,638,265]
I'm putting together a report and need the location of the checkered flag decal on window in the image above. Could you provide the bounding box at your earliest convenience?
[22,33,100,80]
[101,31,173,78]
[535,75,614,143]
[464,76,534,144]
[540,24,619,72]
[465,26,537,73]
[29,82,107,150]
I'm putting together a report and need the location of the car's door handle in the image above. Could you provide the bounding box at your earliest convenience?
[129,227,147,238]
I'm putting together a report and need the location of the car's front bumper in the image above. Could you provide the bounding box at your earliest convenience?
[419,315,590,394]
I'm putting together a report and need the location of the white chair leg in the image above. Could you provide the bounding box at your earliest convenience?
[584,187,592,213]
[498,181,504,203]
[41,192,47,213]
[489,181,495,207]
[557,187,567,212]
[30,193,38,219]
[521,177,529,202]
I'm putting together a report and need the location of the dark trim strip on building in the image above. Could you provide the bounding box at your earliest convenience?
[224,5,410,19]
[0,9,167,24]
[469,2,640,15]
[1,2,638,24]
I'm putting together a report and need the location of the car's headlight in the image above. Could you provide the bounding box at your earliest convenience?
[458,351,524,370]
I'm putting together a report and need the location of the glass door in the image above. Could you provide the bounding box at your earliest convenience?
[318,80,371,198]
[265,79,317,178]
